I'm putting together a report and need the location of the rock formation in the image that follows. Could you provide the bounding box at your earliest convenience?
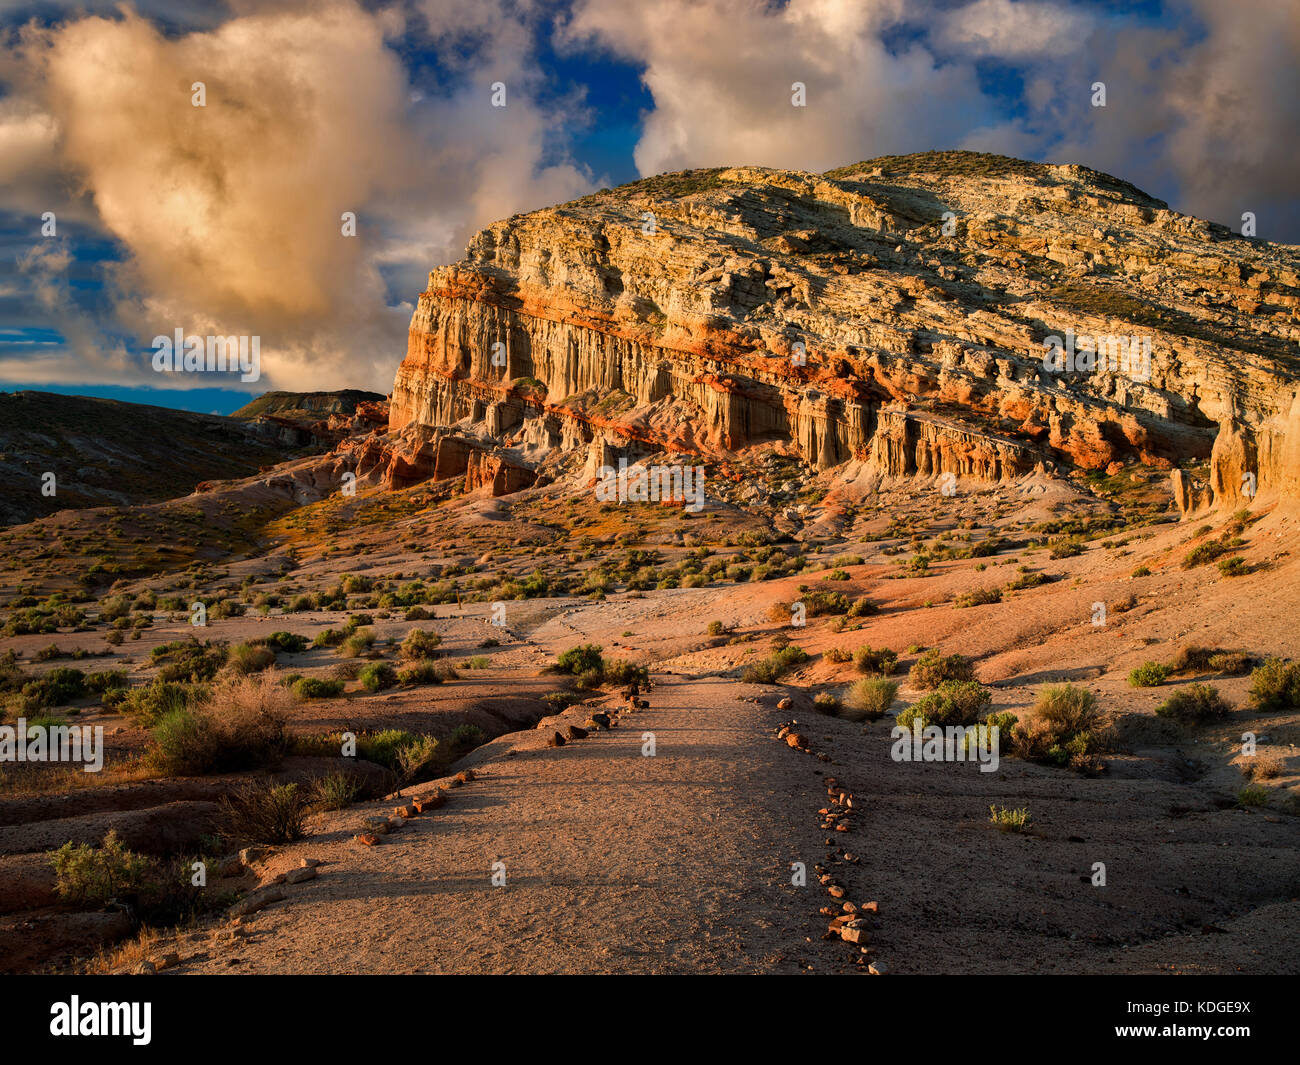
[389,151,1299,510]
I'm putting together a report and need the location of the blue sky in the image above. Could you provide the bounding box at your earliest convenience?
[0,0,1295,414]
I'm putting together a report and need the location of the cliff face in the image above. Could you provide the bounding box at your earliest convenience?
[391,151,1300,509]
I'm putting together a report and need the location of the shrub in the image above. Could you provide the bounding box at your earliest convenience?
[311,772,361,810]
[154,638,227,683]
[1237,784,1269,808]
[854,646,898,675]
[1008,684,1102,770]
[465,656,491,669]
[262,631,308,653]
[897,681,991,729]
[846,597,879,618]
[18,667,86,710]
[1049,539,1083,559]
[1128,661,1171,687]
[1248,659,1300,711]
[989,805,1031,832]
[395,735,442,783]
[293,677,345,699]
[955,587,1003,608]
[842,678,898,722]
[909,649,974,689]
[358,662,398,691]
[397,660,444,685]
[120,680,202,726]
[556,644,604,675]
[707,620,725,636]
[824,647,852,664]
[1207,651,1253,675]
[52,831,151,905]
[339,628,376,658]
[814,692,840,714]
[219,782,306,845]
[85,670,127,695]
[800,590,850,616]
[313,628,345,648]
[228,643,276,675]
[1156,683,1233,724]
[1182,541,1227,569]
[148,674,291,775]
[741,645,810,684]
[401,629,442,660]
[1217,556,1248,577]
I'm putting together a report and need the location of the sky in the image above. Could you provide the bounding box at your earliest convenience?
[0,0,1296,414]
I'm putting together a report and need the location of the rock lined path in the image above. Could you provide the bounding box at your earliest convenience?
[170,676,832,974]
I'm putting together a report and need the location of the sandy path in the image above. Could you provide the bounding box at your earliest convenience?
[168,676,832,975]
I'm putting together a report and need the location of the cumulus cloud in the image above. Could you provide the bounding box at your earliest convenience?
[2,0,594,393]
[561,0,1007,176]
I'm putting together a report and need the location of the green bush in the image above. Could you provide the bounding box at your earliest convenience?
[397,660,444,685]
[1217,556,1248,577]
[401,629,442,660]
[556,644,604,675]
[741,645,809,684]
[1009,685,1101,770]
[1128,661,1171,687]
[358,662,398,691]
[955,587,1003,608]
[219,782,306,845]
[311,772,360,810]
[293,677,345,699]
[120,680,202,726]
[909,649,974,689]
[1156,683,1233,724]
[853,646,898,675]
[52,830,151,905]
[1182,541,1227,569]
[153,638,227,683]
[228,643,276,675]
[1248,659,1300,711]
[148,675,291,775]
[18,667,86,710]
[841,678,898,722]
[339,628,376,658]
[897,681,991,729]
[262,631,308,653]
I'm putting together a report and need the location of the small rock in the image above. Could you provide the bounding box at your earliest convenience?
[566,724,588,740]
[300,858,321,869]
[785,732,807,750]
[546,731,566,747]
[154,952,180,970]
[868,961,888,975]
[355,833,381,847]
[285,866,317,884]
[777,697,793,711]
[134,960,156,975]
[239,846,270,866]
[229,886,286,918]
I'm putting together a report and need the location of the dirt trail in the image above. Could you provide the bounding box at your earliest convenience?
[168,676,832,975]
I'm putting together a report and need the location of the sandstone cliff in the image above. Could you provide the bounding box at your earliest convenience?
[390,151,1300,510]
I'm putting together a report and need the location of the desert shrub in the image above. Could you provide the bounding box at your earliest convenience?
[1128,661,1171,687]
[311,772,360,811]
[1131,564,1152,577]
[1156,683,1233,724]
[1217,556,1248,577]
[120,680,202,726]
[555,644,604,675]
[741,645,810,684]
[313,628,345,648]
[842,678,898,722]
[18,667,86,710]
[148,674,291,775]
[228,643,276,675]
[404,605,432,621]
[262,631,308,653]
[401,629,442,660]
[219,782,306,845]
[1009,684,1101,770]
[397,660,444,685]
[846,597,879,618]
[989,805,1031,832]
[707,620,725,636]
[800,590,850,617]
[897,681,991,729]
[814,692,840,714]
[450,723,486,748]
[909,649,974,689]
[602,659,649,687]
[358,662,398,691]
[153,638,227,683]
[1248,659,1300,711]
[1049,539,1083,559]
[339,628,376,658]
[854,646,898,675]
[85,670,127,694]
[293,677,345,699]
[465,656,491,669]
[1237,784,1269,808]
[824,647,852,664]
[395,735,441,783]
[1207,651,1253,675]
[289,594,315,612]
[52,830,152,905]
[955,587,1003,608]
[1182,541,1227,568]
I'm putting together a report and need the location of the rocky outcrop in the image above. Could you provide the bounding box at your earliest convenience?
[392,151,1300,509]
